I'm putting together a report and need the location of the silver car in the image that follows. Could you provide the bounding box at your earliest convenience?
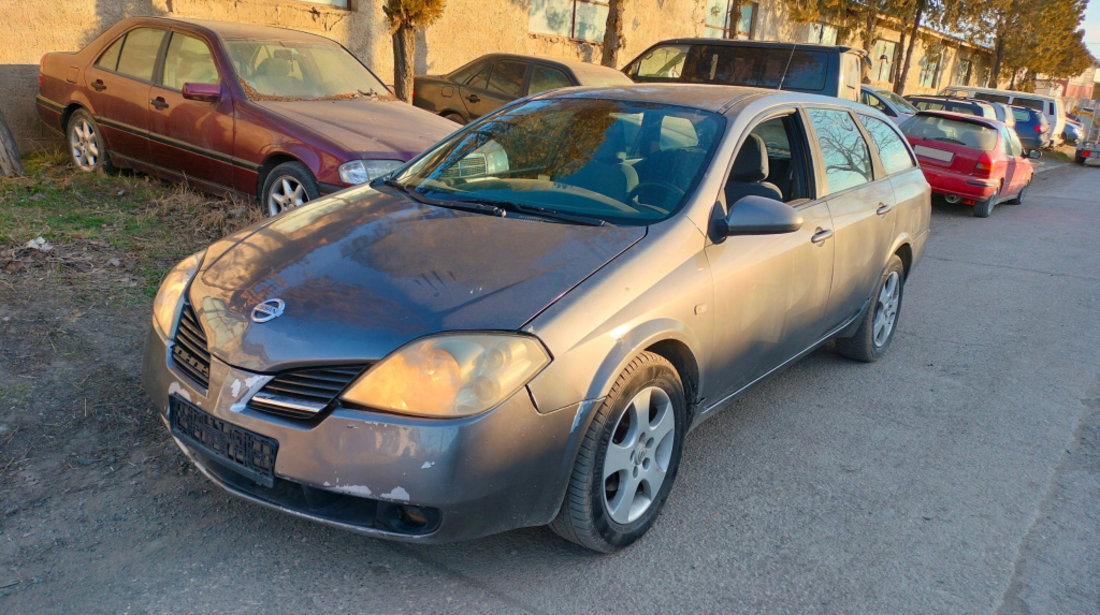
[143,85,930,552]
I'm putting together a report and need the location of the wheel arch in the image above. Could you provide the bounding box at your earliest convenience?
[255,153,308,200]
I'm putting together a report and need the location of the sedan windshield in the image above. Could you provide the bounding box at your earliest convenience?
[877,90,918,114]
[392,98,725,225]
[225,40,389,101]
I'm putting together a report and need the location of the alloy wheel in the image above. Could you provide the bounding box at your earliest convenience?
[602,385,675,524]
[872,271,901,347]
[266,175,308,215]
[70,119,100,171]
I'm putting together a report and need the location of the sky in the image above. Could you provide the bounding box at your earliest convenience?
[1085,1,1100,60]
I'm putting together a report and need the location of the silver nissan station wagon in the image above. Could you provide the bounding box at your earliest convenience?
[143,85,931,552]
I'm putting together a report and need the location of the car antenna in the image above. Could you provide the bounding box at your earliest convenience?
[777,44,797,92]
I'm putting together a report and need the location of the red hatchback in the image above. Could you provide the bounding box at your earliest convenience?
[901,111,1036,217]
[37,17,458,215]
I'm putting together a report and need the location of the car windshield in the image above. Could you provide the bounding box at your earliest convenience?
[390,98,725,226]
[877,90,918,114]
[224,39,389,101]
[902,115,998,150]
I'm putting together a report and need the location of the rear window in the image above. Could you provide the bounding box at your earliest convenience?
[902,115,998,150]
[632,43,828,92]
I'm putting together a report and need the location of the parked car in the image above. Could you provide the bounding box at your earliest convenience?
[905,95,997,119]
[900,110,1035,217]
[36,17,457,215]
[1063,117,1082,144]
[1010,106,1052,152]
[144,85,930,552]
[412,52,632,124]
[622,39,866,101]
[939,85,1065,147]
[981,100,1016,129]
[860,85,918,125]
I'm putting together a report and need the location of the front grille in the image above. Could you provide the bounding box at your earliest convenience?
[247,365,368,419]
[171,300,211,389]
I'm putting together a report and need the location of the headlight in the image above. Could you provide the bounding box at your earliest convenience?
[338,159,403,185]
[152,250,204,337]
[341,333,551,418]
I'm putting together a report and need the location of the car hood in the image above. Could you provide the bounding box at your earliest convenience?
[253,99,458,158]
[189,187,645,371]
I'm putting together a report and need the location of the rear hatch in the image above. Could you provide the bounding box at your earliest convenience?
[902,113,996,174]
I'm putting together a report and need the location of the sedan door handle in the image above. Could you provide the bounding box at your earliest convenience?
[811,228,834,244]
[150,97,169,110]
[876,202,895,216]
[91,80,107,91]
[467,94,480,103]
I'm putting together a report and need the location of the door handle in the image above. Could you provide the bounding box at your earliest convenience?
[150,97,169,110]
[811,228,834,244]
[91,80,107,91]
[467,94,480,103]
[876,202,894,216]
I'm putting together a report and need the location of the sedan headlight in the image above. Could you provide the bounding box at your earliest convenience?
[341,333,551,418]
[338,159,404,185]
[152,250,204,337]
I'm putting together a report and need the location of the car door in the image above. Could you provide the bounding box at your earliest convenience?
[82,26,167,168]
[997,124,1024,195]
[147,30,234,190]
[459,59,528,120]
[805,106,895,327]
[705,109,836,399]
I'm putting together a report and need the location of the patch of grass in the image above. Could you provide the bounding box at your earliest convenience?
[1,150,263,299]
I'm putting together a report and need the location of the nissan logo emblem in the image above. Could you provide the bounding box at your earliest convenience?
[251,298,286,323]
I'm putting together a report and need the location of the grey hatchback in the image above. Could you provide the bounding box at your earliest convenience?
[143,85,930,552]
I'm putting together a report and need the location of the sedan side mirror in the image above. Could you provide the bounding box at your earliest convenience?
[1027,149,1042,159]
[710,195,804,243]
[182,82,222,103]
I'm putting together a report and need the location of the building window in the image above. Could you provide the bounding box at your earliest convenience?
[918,54,940,89]
[704,1,757,40]
[954,56,972,85]
[871,39,896,83]
[306,0,348,7]
[807,22,838,45]
[529,0,609,43]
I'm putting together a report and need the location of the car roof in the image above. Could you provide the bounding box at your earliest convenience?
[641,37,867,57]
[118,15,337,44]
[461,53,632,84]
[536,83,872,116]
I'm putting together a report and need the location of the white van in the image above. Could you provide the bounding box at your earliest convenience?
[940,85,1065,146]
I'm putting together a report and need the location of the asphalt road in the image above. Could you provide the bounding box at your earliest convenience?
[6,163,1099,614]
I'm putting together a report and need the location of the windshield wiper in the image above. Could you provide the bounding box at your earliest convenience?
[373,178,504,217]
[452,198,606,226]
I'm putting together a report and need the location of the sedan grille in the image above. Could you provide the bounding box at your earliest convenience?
[171,300,211,389]
[248,365,369,420]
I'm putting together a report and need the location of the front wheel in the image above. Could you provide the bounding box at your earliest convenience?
[260,161,319,216]
[66,109,114,173]
[549,352,686,553]
[835,254,905,362]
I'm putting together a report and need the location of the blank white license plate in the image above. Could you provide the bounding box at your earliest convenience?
[914,145,954,163]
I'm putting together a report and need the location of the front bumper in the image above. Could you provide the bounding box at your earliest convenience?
[142,325,592,543]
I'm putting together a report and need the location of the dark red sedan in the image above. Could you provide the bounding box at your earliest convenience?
[900,111,1036,218]
[37,17,458,215]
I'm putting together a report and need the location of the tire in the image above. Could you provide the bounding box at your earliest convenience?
[550,352,686,553]
[66,109,114,173]
[443,111,466,125]
[973,182,999,218]
[260,161,319,216]
[835,254,905,363]
[1076,155,1085,165]
[1005,179,1028,205]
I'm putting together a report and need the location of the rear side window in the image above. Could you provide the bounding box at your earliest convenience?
[487,60,526,97]
[808,108,873,193]
[528,65,571,94]
[1014,97,1044,111]
[115,28,166,82]
[95,36,125,71]
[902,115,998,150]
[975,93,1010,104]
[681,46,828,91]
[859,115,915,175]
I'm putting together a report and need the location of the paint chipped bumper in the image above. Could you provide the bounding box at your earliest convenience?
[142,325,592,543]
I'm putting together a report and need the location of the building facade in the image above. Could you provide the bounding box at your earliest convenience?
[1,0,995,152]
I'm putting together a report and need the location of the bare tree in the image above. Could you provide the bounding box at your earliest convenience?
[0,109,22,177]
[383,0,447,102]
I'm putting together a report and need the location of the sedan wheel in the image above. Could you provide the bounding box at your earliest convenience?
[835,254,905,362]
[550,352,685,552]
[66,110,114,173]
[261,161,320,216]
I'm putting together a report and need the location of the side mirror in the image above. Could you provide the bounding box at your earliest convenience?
[1027,149,1042,159]
[182,82,222,103]
[710,195,804,243]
